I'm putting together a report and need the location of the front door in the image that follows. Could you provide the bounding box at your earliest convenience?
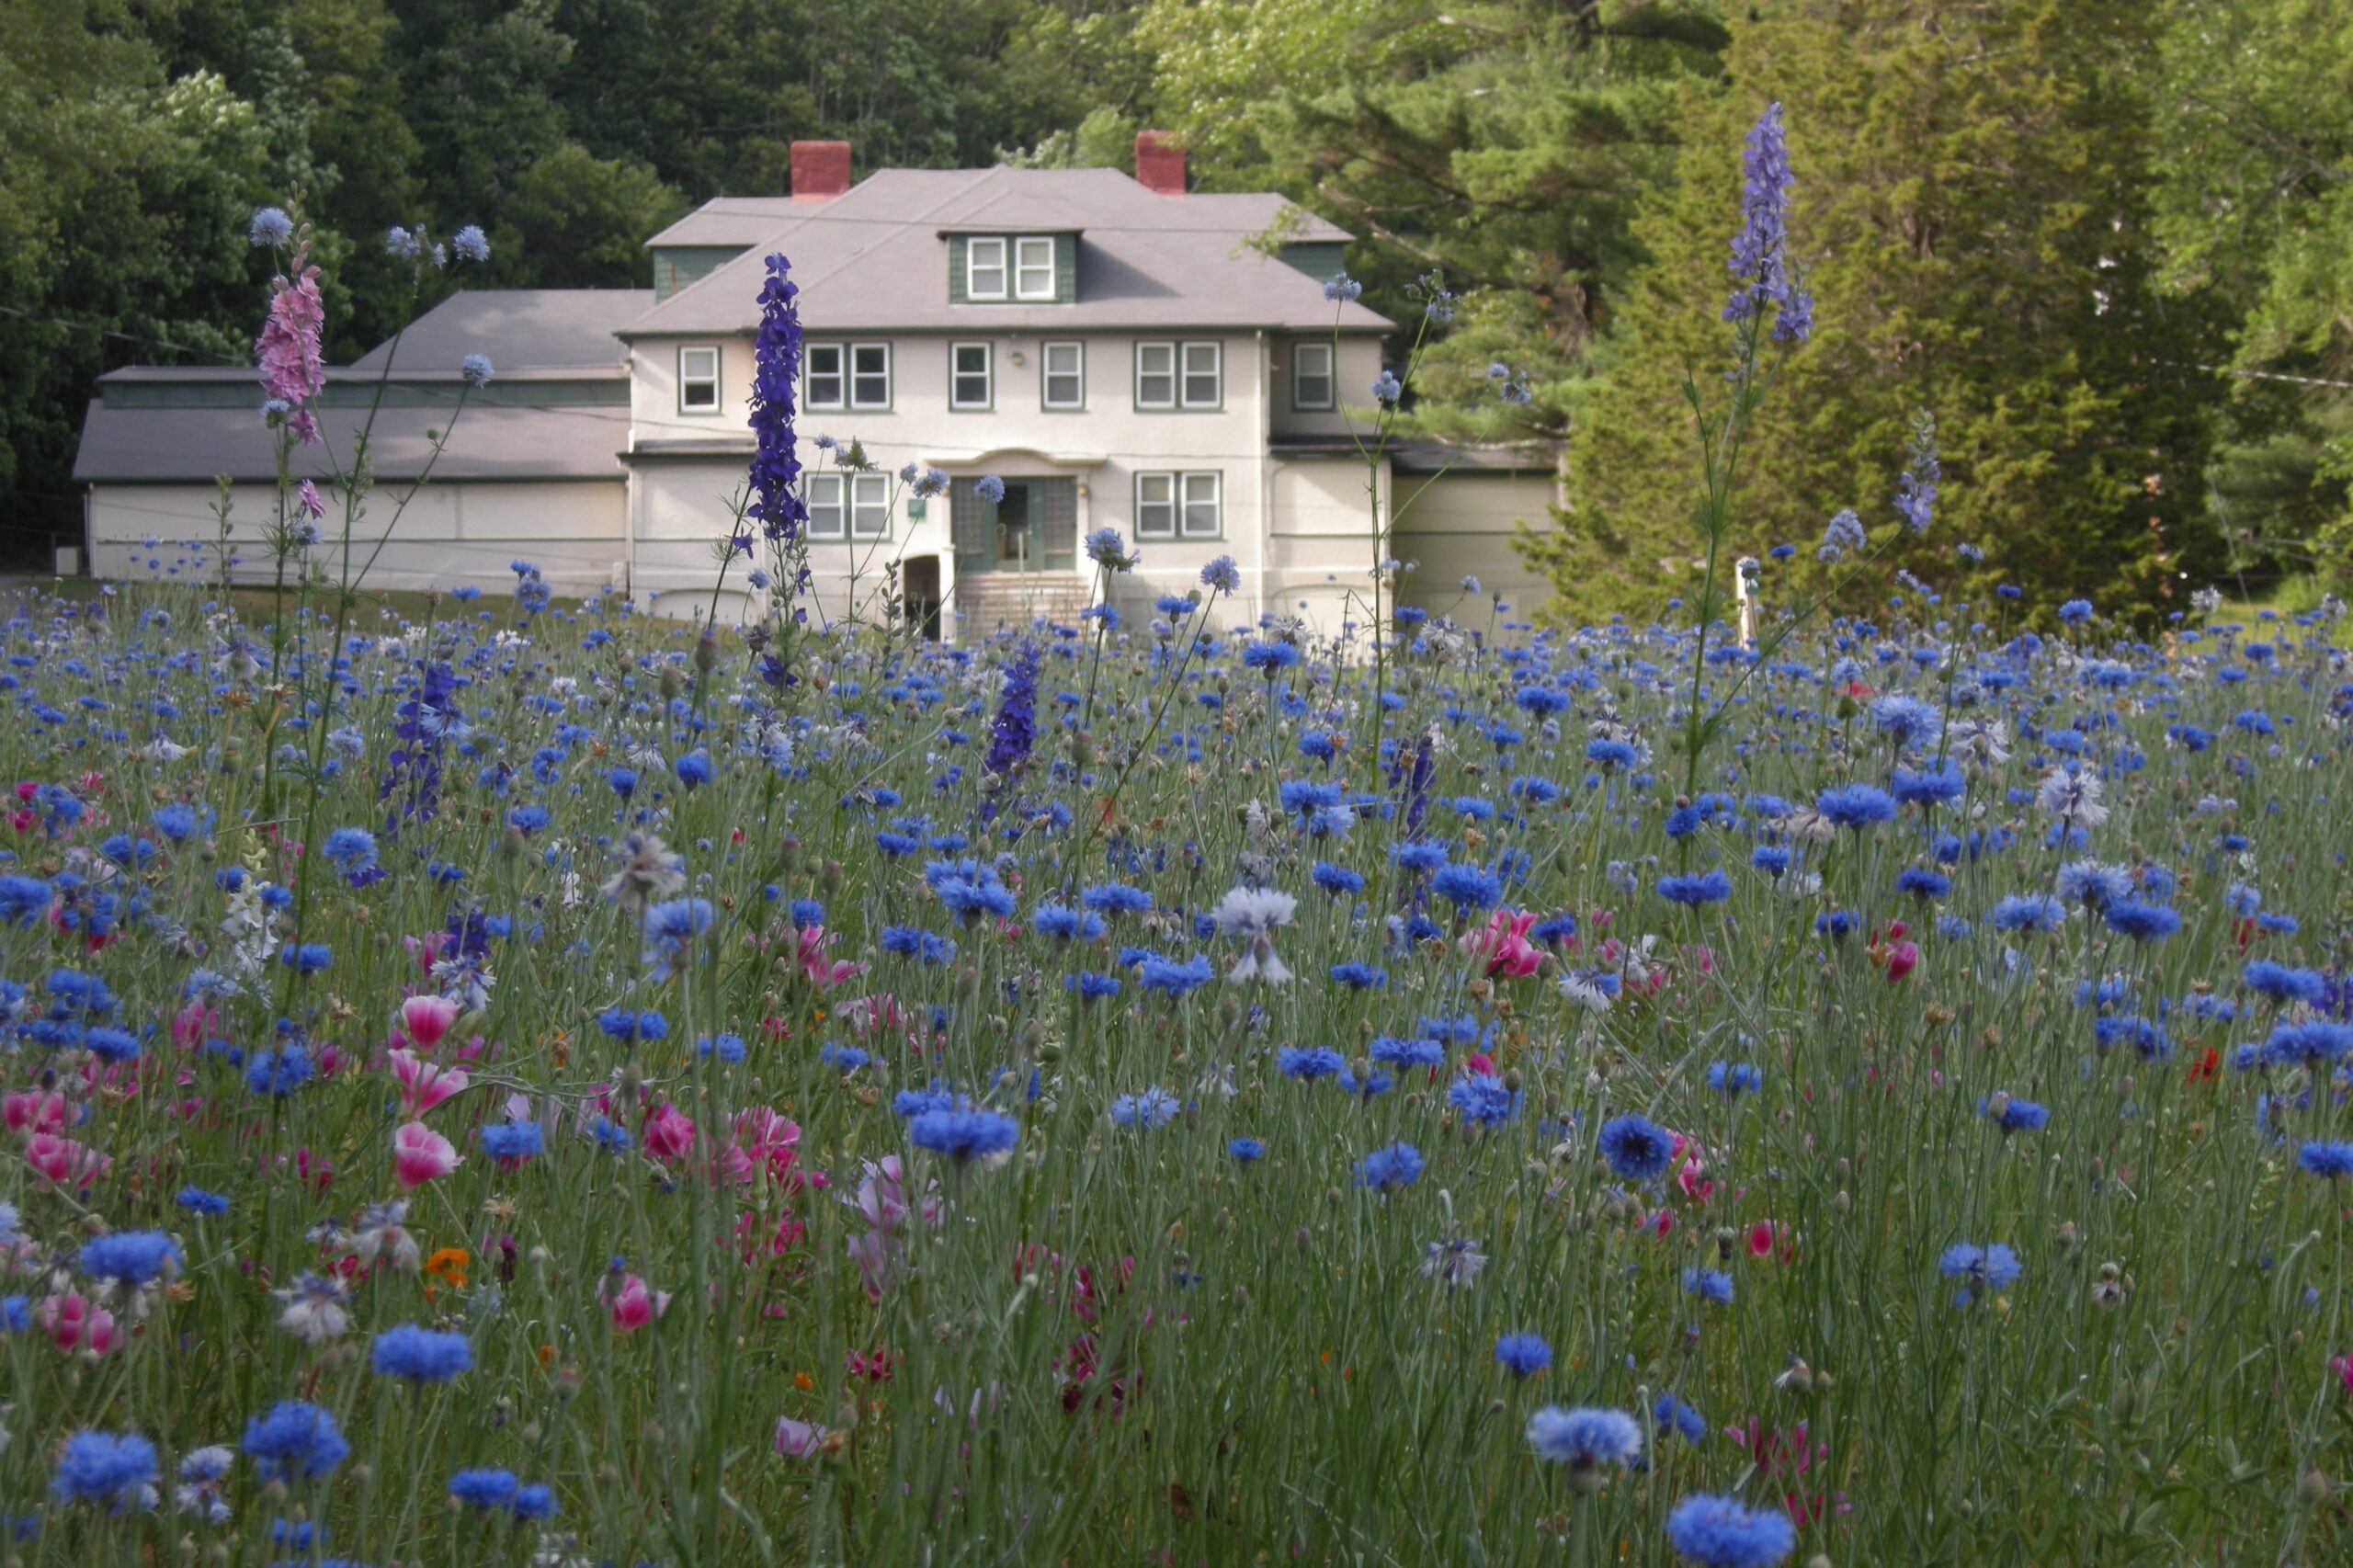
[952,477,1077,576]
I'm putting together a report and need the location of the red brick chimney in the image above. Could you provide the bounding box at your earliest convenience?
[790,141,852,201]
[1134,131,1186,196]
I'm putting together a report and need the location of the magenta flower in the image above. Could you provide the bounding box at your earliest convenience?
[392,1120,461,1188]
[256,263,326,444]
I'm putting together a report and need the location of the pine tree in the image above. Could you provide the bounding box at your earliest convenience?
[1532,0,2228,626]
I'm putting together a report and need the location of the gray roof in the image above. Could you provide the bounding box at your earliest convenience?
[628,167,1387,336]
[74,399,627,484]
[350,290,650,370]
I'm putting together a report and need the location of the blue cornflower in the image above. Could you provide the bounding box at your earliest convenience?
[483,1121,544,1161]
[1109,1086,1181,1129]
[1229,1137,1266,1163]
[449,1468,519,1508]
[1084,527,1135,570]
[1939,1242,2022,1305]
[1430,863,1502,912]
[1370,1035,1444,1069]
[1815,783,1896,829]
[908,1109,1019,1164]
[1242,640,1302,673]
[0,875,51,925]
[461,352,494,388]
[1665,1493,1798,1568]
[249,206,294,246]
[51,1430,158,1506]
[244,1045,313,1096]
[1080,882,1152,915]
[1681,1267,1734,1303]
[1894,867,1951,900]
[1356,1142,1425,1191]
[1525,1406,1641,1469]
[176,1187,230,1215]
[1597,1114,1674,1180]
[510,1483,557,1519]
[1495,1333,1552,1378]
[1989,894,2064,933]
[1033,903,1106,941]
[1312,861,1363,896]
[1657,869,1732,906]
[674,750,713,789]
[2057,598,2093,625]
[2103,901,2180,943]
[372,1324,473,1381]
[243,1401,351,1481]
[1448,1073,1514,1126]
[1278,1047,1345,1081]
[1979,1095,2048,1133]
[79,1232,180,1286]
[2298,1142,2353,1179]
[1706,1062,1763,1096]
[1654,1393,1708,1445]
[1329,961,1387,989]
[1064,971,1121,1001]
[279,943,331,974]
[323,826,377,869]
[2258,1022,2353,1068]
[2245,961,2326,1006]
[450,224,491,263]
[1201,555,1242,593]
[1586,737,1639,769]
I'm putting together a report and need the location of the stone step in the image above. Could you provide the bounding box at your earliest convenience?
[953,575,1091,638]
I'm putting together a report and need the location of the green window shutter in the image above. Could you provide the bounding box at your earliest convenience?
[1056,234,1077,303]
[948,235,968,305]
[949,477,991,574]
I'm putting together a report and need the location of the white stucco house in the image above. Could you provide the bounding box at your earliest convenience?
[76,135,1558,634]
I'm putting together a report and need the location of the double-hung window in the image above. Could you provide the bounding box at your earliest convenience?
[806,343,892,410]
[677,347,720,415]
[966,237,1008,300]
[1041,341,1084,409]
[1290,342,1335,410]
[1136,341,1222,410]
[1135,471,1222,540]
[805,473,892,540]
[1014,236,1056,301]
[950,342,992,410]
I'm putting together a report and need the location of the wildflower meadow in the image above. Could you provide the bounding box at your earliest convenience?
[12,106,2353,1568]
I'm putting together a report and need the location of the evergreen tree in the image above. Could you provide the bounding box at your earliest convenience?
[1140,0,1725,448]
[1535,0,2227,626]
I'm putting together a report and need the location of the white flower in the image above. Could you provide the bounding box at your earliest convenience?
[1558,972,1614,1013]
[2036,765,2109,828]
[1211,885,1296,937]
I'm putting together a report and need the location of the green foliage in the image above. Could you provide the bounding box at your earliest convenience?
[2153,0,2353,590]
[1541,0,2229,627]
[1139,0,1724,450]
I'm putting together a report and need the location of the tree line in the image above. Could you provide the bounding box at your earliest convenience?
[6,1,2347,623]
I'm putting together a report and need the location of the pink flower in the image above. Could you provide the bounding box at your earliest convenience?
[172,1002,219,1049]
[4,1090,70,1136]
[36,1292,116,1356]
[2332,1353,2353,1397]
[392,1119,461,1187]
[399,994,460,1051]
[388,1048,468,1116]
[25,1133,108,1187]
[296,479,326,520]
[1461,908,1543,979]
[601,1271,670,1335]
[642,1102,697,1162]
[1884,940,1919,983]
[773,1416,828,1458]
[256,265,326,438]
[796,925,864,988]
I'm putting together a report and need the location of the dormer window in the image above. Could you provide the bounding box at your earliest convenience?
[951,233,1074,304]
[1014,237,1055,301]
[966,237,1008,301]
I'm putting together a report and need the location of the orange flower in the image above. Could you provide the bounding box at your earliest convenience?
[425,1247,471,1289]
[793,1371,815,1391]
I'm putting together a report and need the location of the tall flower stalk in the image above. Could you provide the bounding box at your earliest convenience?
[748,254,811,687]
[1676,102,1813,808]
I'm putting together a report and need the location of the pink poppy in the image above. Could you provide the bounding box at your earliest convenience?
[4,1090,70,1136]
[601,1271,670,1334]
[392,1119,461,1187]
[388,1048,468,1116]
[36,1292,116,1356]
[796,925,864,989]
[642,1102,697,1161]
[1461,908,1543,979]
[25,1133,109,1188]
[399,994,460,1050]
